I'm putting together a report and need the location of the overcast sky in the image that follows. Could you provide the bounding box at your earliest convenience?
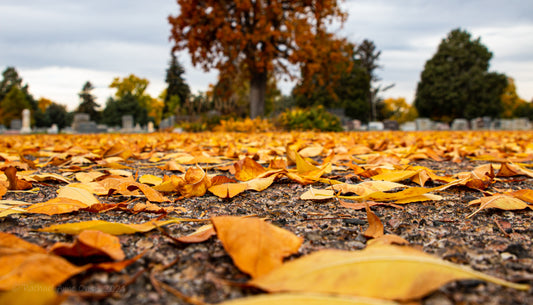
[1,0,532,111]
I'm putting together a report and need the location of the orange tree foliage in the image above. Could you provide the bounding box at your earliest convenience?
[168,0,349,118]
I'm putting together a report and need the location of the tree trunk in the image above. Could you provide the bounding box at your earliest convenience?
[249,71,267,118]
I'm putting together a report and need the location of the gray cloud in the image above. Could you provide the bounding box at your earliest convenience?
[1,0,532,110]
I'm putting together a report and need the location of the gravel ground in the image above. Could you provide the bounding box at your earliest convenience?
[1,131,532,305]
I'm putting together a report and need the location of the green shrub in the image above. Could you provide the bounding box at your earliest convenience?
[277,105,343,131]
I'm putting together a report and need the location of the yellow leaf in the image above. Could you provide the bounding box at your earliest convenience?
[250,244,529,301]
[234,157,267,181]
[330,181,407,196]
[0,282,64,305]
[208,182,248,199]
[75,171,105,183]
[218,293,399,305]
[370,170,418,182]
[174,224,216,243]
[211,216,302,278]
[246,174,278,192]
[467,195,532,218]
[139,174,163,186]
[299,187,335,200]
[298,146,324,158]
[25,198,88,215]
[26,173,70,184]
[57,186,99,205]
[37,218,188,235]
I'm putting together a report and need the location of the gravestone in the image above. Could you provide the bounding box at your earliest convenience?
[512,118,530,130]
[147,121,155,133]
[20,109,31,133]
[415,118,433,131]
[76,122,98,133]
[368,121,384,131]
[400,121,416,131]
[451,118,469,130]
[48,124,59,134]
[72,113,90,132]
[383,120,399,130]
[10,119,22,131]
[134,123,142,133]
[122,115,133,133]
[500,119,513,130]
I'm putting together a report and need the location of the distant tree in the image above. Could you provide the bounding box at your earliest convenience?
[292,39,371,122]
[500,77,527,118]
[380,97,418,124]
[169,0,348,118]
[0,86,32,126]
[355,39,384,121]
[38,97,53,112]
[77,81,101,122]
[414,29,507,122]
[103,75,154,126]
[0,67,38,125]
[513,100,533,120]
[164,52,190,118]
[38,102,70,129]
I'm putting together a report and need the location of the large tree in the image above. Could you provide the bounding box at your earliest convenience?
[0,67,37,126]
[164,52,190,118]
[169,0,348,118]
[414,29,507,122]
[77,81,101,122]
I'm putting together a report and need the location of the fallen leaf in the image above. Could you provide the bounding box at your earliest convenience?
[174,224,216,243]
[49,230,125,261]
[467,194,533,218]
[38,218,189,235]
[5,167,32,190]
[208,182,248,199]
[179,166,211,197]
[370,169,418,182]
[139,174,163,186]
[211,216,303,278]
[0,282,64,305]
[367,234,409,246]
[25,198,89,215]
[57,186,99,205]
[497,162,533,178]
[363,203,383,239]
[217,293,399,305]
[250,244,529,301]
[234,157,266,181]
[119,181,169,202]
[0,232,46,253]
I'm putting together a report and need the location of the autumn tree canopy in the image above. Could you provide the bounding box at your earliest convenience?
[168,0,348,118]
[414,29,507,122]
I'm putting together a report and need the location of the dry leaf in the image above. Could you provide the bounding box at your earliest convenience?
[0,232,46,253]
[211,216,303,278]
[250,244,529,301]
[25,198,89,215]
[139,174,163,186]
[218,293,399,305]
[119,181,169,202]
[468,194,533,218]
[57,186,99,205]
[0,282,64,305]
[38,218,189,235]
[370,170,418,182]
[363,203,384,239]
[180,166,211,197]
[208,182,248,199]
[234,157,266,181]
[49,230,125,261]
[174,224,216,243]
[5,167,32,190]
[367,234,409,246]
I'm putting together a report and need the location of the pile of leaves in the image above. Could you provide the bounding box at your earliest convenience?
[0,131,532,304]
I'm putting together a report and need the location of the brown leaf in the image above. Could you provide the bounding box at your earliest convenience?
[363,203,384,239]
[49,230,125,261]
[25,198,89,215]
[211,216,302,278]
[175,224,216,243]
[5,167,32,190]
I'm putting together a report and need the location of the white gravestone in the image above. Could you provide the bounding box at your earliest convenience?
[20,109,31,133]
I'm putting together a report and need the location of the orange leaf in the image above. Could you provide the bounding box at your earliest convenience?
[234,157,266,181]
[175,224,216,243]
[4,167,32,190]
[49,230,125,261]
[208,182,248,199]
[0,232,46,253]
[0,184,6,198]
[158,160,186,172]
[180,166,211,197]
[25,198,89,215]
[119,181,170,202]
[497,162,533,178]
[211,216,302,278]
[468,195,532,218]
[367,234,409,246]
[363,203,384,239]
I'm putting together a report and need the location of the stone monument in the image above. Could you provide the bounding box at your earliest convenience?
[20,109,31,133]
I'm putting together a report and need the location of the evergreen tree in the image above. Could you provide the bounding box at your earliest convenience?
[414,28,507,122]
[102,93,148,127]
[0,86,32,127]
[164,52,190,118]
[77,81,101,122]
[355,39,383,121]
[0,67,37,113]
